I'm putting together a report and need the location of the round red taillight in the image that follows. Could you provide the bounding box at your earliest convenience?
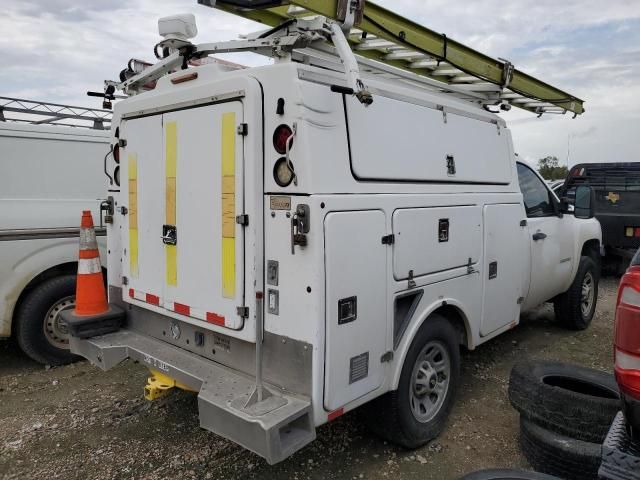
[273,124,293,155]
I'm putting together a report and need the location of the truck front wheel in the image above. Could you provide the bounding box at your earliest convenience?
[14,275,78,366]
[554,256,598,330]
[363,314,460,448]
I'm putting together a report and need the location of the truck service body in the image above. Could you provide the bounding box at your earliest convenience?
[68,4,601,464]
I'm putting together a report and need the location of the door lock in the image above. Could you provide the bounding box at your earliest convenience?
[162,225,177,245]
[290,204,310,254]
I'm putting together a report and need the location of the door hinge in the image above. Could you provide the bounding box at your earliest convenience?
[381,234,395,245]
[237,306,249,318]
[520,219,528,227]
[236,214,249,226]
[118,138,127,148]
[381,351,394,363]
[517,296,525,305]
[122,276,129,286]
[237,123,248,136]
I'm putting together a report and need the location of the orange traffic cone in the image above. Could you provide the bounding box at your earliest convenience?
[75,211,108,315]
[60,211,123,340]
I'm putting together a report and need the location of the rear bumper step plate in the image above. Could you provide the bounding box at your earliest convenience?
[70,330,315,464]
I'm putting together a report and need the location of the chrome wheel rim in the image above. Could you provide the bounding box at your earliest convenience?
[581,272,595,317]
[43,296,75,349]
[409,340,451,423]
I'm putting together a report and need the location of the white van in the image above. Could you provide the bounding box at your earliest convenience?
[0,117,109,365]
[66,5,601,464]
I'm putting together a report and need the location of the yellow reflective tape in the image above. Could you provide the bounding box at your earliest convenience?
[166,121,177,286]
[221,112,236,298]
[222,238,235,298]
[128,154,139,277]
[166,245,177,286]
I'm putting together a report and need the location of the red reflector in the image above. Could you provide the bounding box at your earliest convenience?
[129,288,134,298]
[145,293,160,305]
[170,72,198,85]
[174,302,190,316]
[273,124,293,155]
[113,144,120,163]
[206,312,225,326]
[328,408,344,422]
[636,228,640,238]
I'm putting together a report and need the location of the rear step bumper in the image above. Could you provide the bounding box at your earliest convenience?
[70,330,316,464]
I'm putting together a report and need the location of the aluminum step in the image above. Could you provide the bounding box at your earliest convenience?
[70,330,315,464]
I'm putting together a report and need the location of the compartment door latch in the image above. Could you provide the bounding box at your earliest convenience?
[162,224,177,245]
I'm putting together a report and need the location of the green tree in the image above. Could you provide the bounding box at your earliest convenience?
[537,156,568,181]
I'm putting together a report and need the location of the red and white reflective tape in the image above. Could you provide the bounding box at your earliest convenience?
[128,288,226,327]
[78,257,102,274]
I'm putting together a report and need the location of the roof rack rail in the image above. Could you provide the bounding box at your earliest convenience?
[0,96,112,130]
[200,0,584,116]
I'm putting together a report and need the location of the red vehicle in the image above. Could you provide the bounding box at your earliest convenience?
[614,247,640,437]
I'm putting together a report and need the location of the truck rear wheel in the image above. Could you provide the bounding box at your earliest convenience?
[553,256,598,330]
[14,275,78,366]
[363,314,460,448]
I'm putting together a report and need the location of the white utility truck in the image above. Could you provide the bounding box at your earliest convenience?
[66,1,602,464]
[0,97,111,364]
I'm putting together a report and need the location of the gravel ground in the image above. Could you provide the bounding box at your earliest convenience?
[0,276,620,480]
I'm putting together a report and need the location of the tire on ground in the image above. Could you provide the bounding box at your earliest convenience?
[362,314,460,449]
[459,468,561,479]
[14,275,78,366]
[520,418,601,480]
[509,359,620,443]
[554,255,598,330]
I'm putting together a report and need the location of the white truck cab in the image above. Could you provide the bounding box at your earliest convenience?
[0,102,110,365]
[66,4,601,464]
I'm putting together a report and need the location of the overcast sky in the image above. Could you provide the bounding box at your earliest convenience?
[2,0,639,167]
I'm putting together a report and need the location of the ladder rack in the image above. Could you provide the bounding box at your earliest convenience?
[0,97,112,130]
[200,0,584,116]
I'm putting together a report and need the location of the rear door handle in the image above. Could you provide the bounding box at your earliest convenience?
[532,232,547,241]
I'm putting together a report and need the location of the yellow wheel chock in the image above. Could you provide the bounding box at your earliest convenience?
[144,369,195,400]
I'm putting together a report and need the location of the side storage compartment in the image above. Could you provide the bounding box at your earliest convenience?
[324,210,388,411]
[480,203,529,335]
[345,95,512,184]
[392,206,482,280]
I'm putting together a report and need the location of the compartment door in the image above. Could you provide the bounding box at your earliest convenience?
[480,204,529,336]
[121,115,165,307]
[161,102,245,329]
[324,210,387,411]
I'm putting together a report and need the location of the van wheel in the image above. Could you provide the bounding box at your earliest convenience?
[14,275,78,366]
[363,314,460,448]
[553,256,598,330]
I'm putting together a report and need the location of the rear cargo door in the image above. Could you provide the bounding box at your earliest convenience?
[123,101,246,330]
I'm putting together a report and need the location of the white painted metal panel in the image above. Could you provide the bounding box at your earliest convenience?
[162,102,245,329]
[345,95,511,184]
[480,204,528,336]
[121,116,165,307]
[324,210,387,411]
[392,206,481,280]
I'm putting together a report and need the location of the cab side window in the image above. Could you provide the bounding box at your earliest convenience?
[517,163,555,217]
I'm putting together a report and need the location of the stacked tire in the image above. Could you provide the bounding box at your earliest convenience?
[508,360,620,480]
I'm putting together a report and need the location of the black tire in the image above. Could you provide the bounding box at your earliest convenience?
[14,275,78,366]
[509,360,619,443]
[554,255,598,330]
[362,314,460,448]
[520,418,601,480]
[460,469,561,479]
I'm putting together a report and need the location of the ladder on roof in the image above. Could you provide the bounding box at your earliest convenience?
[199,0,584,116]
[0,96,112,130]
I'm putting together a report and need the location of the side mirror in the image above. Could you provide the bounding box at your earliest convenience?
[574,185,595,219]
